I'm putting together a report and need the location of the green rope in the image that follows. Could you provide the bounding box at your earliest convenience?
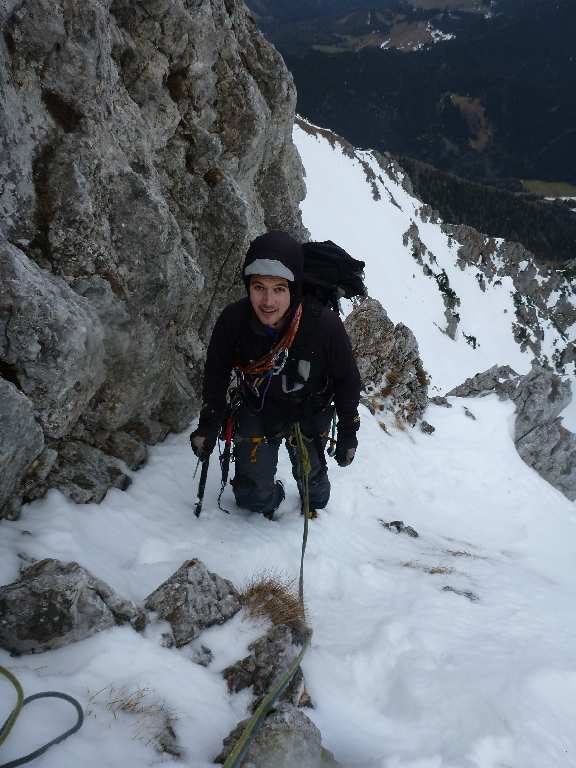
[293,422,312,603]
[0,666,24,748]
[0,666,84,768]
[223,421,313,768]
[222,630,312,768]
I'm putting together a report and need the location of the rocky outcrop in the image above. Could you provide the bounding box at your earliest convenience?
[216,704,341,767]
[448,364,576,501]
[513,366,576,500]
[0,0,306,518]
[223,624,307,710]
[0,379,45,520]
[144,559,241,647]
[344,297,428,426]
[445,224,576,373]
[446,365,519,400]
[0,559,145,654]
[403,223,461,339]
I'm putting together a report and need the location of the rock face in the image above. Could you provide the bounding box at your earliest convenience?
[0,0,306,518]
[344,297,428,426]
[0,379,45,520]
[0,559,145,654]
[513,366,576,501]
[448,364,576,501]
[144,559,241,647]
[216,704,341,767]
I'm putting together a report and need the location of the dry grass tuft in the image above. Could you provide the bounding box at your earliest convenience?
[88,685,181,757]
[239,572,307,631]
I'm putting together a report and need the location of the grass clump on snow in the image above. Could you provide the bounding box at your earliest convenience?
[239,571,307,631]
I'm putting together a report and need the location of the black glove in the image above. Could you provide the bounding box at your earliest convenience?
[190,405,221,460]
[334,414,360,467]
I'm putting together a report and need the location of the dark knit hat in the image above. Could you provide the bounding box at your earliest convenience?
[243,231,304,305]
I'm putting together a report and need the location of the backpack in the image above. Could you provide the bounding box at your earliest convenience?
[302,240,367,312]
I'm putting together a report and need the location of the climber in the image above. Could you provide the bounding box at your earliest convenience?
[190,231,361,520]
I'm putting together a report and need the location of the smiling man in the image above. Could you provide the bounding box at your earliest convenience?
[190,230,361,520]
[248,275,291,328]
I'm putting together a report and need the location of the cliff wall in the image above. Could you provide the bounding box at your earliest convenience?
[0,0,307,518]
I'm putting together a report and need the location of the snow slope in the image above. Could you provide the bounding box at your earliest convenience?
[1,124,576,768]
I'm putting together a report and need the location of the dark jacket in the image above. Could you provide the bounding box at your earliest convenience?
[202,297,361,433]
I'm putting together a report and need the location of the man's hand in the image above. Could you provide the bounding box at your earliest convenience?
[334,434,357,467]
[334,413,360,467]
[190,431,217,460]
[190,406,221,460]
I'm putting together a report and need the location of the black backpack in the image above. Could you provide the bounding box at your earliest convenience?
[302,240,367,312]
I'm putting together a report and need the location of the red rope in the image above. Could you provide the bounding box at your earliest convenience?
[235,304,302,376]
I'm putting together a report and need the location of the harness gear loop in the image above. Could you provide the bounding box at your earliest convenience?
[0,666,84,768]
[249,436,265,463]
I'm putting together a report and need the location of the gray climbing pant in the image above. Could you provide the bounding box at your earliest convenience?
[231,406,334,516]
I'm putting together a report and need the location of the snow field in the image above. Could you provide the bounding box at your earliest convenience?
[2,396,576,767]
[294,123,569,394]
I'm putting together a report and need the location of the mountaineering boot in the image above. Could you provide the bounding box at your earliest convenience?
[263,480,285,521]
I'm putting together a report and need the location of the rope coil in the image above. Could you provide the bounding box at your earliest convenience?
[0,666,84,768]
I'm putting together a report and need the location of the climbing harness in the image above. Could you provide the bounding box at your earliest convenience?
[0,666,83,768]
[222,422,313,768]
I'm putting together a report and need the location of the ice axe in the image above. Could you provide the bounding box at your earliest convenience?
[194,456,210,518]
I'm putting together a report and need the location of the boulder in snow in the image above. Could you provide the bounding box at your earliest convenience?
[144,560,240,647]
[513,365,576,500]
[216,703,341,767]
[223,624,307,710]
[46,441,132,504]
[0,559,146,654]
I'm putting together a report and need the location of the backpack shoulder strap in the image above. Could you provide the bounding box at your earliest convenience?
[290,297,324,360]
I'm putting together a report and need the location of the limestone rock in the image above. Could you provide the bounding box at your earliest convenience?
[446,365,519,400]
[380,520,419,538]
[144,560,240,647]
[223,624,306,710]
[0,378,44,518]
[0,0,306,517]
[0,240,106,440]
[216,704,340,767]
[46,441,132,504]
[0,559,145,654]
[513,365,576,500]
[344,297,428,425]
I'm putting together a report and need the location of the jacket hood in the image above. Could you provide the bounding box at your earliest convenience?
[243,232,304,305]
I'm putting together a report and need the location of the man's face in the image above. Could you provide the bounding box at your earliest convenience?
[249,275,291,327]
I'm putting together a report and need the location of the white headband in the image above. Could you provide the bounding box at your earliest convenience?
[244,258,295,281]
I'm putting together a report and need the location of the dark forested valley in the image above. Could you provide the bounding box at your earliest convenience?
[247,0,576,264]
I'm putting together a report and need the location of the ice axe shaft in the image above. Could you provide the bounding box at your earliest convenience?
[194,457,210,517]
